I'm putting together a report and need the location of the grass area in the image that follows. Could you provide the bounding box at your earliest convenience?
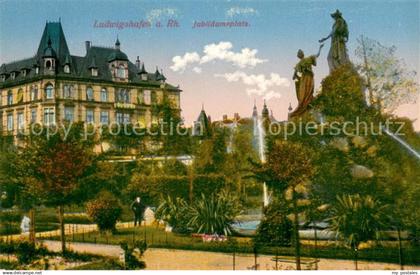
[68,259,124,270]
[40,226,420,266]
[0,204,135,236]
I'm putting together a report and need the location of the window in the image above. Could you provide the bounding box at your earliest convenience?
[22,70,26,77]
[64,107,74,122]
[100,88,108,102]
[43,108,55,125]
[116,112,130,124]
[11,72,15,80]
[7,90,13,105]
[86,109,94,124]
[35,67,39,74]
[17,89,23,103]
[143,90,151,105]
[116,89,130,103]
[117,65,125,78]
[45,84,54,99]
[46,60,52,70]
[100,111,109,124]
[7,113,13,131]
[17,112,24,130]
[63,85,73,98]
[30,86,38,101]
[31,109,37,123]
[86,87,94,101]
[64,65,70,74]
[91,68,98,77]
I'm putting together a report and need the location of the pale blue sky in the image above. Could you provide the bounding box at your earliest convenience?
[1,0,419,126]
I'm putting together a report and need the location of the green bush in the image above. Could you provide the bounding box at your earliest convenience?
[86,192,122,232]
[254,200,292,247]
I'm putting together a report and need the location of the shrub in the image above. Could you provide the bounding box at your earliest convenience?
[188,191,243,235]
[86,192,122,232]
[120,241,146,269]
[254,200,293,247]
[155,196,192,233]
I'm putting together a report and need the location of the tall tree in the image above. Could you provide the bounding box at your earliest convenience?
[19,122,97,252]
[355,35,419,112]
[263,140,315,270]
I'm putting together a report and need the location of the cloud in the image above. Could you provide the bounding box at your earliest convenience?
[170,41,266,72]
[215,71,290,100]
[170,52,200,72]
[226,7,258,17]
[192,67,202,74]
[146,8,178,22]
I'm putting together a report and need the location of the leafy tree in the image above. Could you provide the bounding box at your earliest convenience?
[17,122,97,252]
[329,194,387,269]
[355,35,419,112]
[263,140,315,270]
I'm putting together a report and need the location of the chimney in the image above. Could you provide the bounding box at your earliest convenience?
[85,41,91,53]
[136,56,140,69]
[234,113,240,121]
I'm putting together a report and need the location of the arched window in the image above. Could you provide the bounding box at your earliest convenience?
[45,84,54,99]
[117,65,125,78]
[46,60,51,70]
[64,64,70,74]
[100,88,107,102]
[86,87,94,101]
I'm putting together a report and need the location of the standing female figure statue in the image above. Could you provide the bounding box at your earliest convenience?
[289,44,324,118]
[319,9,350,72]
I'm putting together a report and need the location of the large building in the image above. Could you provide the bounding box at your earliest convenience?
[0,20,181,144]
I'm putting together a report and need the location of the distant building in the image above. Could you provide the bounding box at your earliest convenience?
[0,21,181,145]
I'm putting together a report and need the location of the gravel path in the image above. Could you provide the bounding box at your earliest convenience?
[40,240,419,270]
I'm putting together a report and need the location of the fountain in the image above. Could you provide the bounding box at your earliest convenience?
[381,125,420,160]
[253,105,271,207]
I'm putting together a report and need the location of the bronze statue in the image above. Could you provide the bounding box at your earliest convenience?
[289,44,324,118]
[319,9,350,72]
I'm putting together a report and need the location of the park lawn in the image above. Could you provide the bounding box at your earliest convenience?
[41,226,420,266]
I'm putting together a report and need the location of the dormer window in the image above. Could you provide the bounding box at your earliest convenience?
[11,72,16,80]
[35,67,39,74]
[141,74,148,81]
[91,68,98,77]
[0,75,5,82]
[64,64,70,74]
[21,69,27,77]
[117,65,125,78]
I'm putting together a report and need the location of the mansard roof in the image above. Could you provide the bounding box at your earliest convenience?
[0,21,180,91]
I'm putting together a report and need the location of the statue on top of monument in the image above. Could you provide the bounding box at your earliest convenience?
[319,9,350,72]
[289,44,324,118]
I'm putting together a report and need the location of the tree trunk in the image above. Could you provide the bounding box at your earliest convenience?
[292,189,301,270]
[58,205,66,253]
[29,208,36,243]
[354,246,358,270]
[188,168,194,204]
[314,221,318,270]
[397,228,404,270]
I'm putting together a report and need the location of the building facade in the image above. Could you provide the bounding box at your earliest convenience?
[0,21,181,143]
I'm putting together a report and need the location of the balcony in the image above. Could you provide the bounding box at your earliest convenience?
[114,102,135,109]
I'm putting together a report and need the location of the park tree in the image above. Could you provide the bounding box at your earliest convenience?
[329,194,387,270]
[18,122,97,252]
[262,140,315,270]
[355,35,419,112]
